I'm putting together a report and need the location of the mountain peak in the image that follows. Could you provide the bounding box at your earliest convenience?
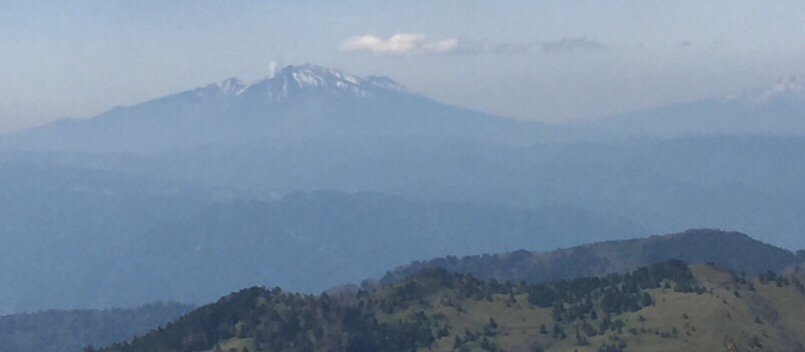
[734,74,805,104]
[761,75,805,98]
[190,77,248,98]
[216,77,248,95]
[181,65,406,103]
[277,64,362,87]
[262,64,407,97]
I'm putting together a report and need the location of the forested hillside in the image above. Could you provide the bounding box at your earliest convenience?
[99,261,805,352]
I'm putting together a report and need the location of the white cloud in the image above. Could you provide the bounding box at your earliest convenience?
[342,34,608,56]
[341,33,466,56]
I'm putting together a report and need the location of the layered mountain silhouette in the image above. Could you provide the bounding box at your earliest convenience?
[2,64,805,317]
[0,189,644,313]
[127,191,643,304]
[575,74,805,139]
[5,64,805,247]
[4,64,542,152]
[380,229,805,286]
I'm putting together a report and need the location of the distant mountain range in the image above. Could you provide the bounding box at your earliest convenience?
[1,64,805,318]
[573,74,805,140]
[3,64,543,152]
[128,191,643,303]
[0,189,641,312]
[5,66,805,246]
[5,67,805,151]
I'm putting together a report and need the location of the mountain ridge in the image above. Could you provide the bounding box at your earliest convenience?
[2,64,542,152]
[127,190,644,304]
[573,75,805,140]
[379,229,803,287]
[149,64,409,106]
[3,230,803,352]
[97,259,805,352]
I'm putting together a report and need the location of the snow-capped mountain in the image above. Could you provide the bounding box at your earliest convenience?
[2,64,540,152]
[199,77,248,97]
[255,64,406,98]
[574,74,805,140]
[185,65,406,102]
[740,75,805,104]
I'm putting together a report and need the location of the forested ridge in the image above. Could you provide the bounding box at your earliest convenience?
[98,259,805,352]
[381,229,805,286]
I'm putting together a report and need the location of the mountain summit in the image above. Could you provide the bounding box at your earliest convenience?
[741,74,805,103]
[189,65,406,102]
[577,73,805,139]
[4,64,539,152]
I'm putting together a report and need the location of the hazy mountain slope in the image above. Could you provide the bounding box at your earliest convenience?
[45,134,805,250]
[2,65,543,153]
[127,191,644,304]
[2,65,805,315]
[0,302,194,352]
[0,160,214,314]
[98,261,805,352]
[0,158,648,314]
[3,65,805,251]
[381,229,802,286]
[571,75,805,140]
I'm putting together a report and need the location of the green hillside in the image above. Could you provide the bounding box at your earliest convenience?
[99,260,805,352]
[381,229,803,286]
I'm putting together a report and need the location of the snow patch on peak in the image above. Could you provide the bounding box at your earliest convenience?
[185,65,407,103]
[763,75,805,97]
[736,75,805,104]
[194,77,248,97]
[334,71,360,85]
[280,65,363,88]
[257,64,407,98]
[217,77,248,95]
[366,75,406,92]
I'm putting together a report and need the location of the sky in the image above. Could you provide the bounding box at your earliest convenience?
[1,0,804,133]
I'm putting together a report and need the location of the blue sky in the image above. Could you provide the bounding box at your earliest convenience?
[1,0,804,132]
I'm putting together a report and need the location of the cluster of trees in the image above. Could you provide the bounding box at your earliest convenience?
[100,287,437,352]
[372,260,702,348]
[380,259,698,322]
[95,260,735,352]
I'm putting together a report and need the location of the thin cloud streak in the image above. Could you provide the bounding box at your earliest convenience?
[341,33,534,56]
[342,34,610,57]
[341,33,458,56]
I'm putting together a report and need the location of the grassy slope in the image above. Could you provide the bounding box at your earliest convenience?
[375,266,804,351]
[209,266,804,352]
[103,261,805,352]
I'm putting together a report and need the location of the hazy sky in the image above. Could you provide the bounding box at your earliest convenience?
[1,0,804,132]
